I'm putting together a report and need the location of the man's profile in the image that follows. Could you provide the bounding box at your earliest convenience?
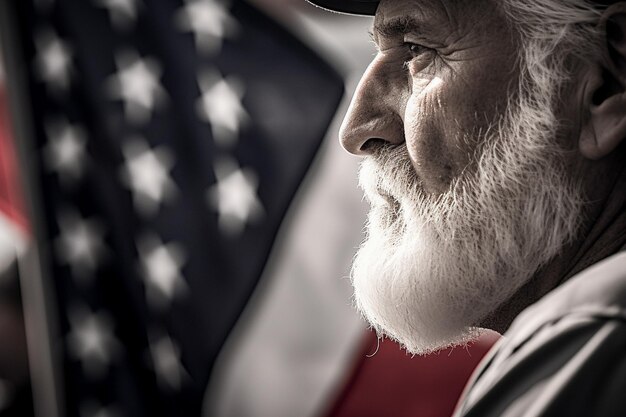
[308,0,626,415]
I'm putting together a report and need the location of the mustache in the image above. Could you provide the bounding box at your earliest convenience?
[359,145,421,200]
[367,143,411,170]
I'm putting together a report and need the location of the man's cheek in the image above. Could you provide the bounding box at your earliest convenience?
[406,76,445,126]
[404,89,453,193]
[411,75,443,97]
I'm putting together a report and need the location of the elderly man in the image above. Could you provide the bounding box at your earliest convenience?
[308,0,626,415]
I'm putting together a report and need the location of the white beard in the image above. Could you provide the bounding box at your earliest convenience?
[352,74,586,354]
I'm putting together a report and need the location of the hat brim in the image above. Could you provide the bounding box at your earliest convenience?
[306,0,379,16]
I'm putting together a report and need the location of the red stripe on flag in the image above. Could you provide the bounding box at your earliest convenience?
[0,86,28,233]
[325,330,499,417]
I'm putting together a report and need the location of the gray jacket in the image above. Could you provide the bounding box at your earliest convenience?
[455,251,626,417]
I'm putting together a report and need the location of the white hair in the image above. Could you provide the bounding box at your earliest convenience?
[502,0,605,96]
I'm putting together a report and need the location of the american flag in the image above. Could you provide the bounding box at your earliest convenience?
[0,0,344,415]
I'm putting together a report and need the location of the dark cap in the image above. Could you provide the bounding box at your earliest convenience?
[306,0,617,16]
[306,0,379,15]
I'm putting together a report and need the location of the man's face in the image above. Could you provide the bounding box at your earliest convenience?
[341,0,519,193]
[342,0,586,353]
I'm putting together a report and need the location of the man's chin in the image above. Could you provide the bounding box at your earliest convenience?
[350,235,492,355]
[354,286,484,355]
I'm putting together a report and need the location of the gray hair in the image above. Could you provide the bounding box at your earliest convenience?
[501,0,606,98]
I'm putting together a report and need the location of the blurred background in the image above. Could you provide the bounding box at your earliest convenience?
[0,1,497,416]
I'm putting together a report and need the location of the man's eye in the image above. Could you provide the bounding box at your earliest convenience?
[404,42,428,57]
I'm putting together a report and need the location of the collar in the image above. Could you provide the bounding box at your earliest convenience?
[502,251,626,351]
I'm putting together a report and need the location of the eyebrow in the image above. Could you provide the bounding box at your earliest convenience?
[373,16,423,40]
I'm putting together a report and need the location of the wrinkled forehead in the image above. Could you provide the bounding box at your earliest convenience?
[372,0,510,41]
[373,0,450,22]
[372,0,452,36]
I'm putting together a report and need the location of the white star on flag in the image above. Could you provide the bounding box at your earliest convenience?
[196,69,248,146]
[136,234,187,310]
[55,208,107,282]
[67,305,121,379]
[106,50,167,124]
[43,118,88,187]
[119,137,177,217]
[148,332,188,391]
[34,29,73,91]
[175,0,239,55]
[94,0,141,30]
[206,157,264,236]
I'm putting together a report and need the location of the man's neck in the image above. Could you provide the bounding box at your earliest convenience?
[562,158,626,283]
[483,151,626,334]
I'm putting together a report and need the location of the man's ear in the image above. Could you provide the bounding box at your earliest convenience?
[580,4,626,160]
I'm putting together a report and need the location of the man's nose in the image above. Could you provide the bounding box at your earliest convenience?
[339,63,404,156]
